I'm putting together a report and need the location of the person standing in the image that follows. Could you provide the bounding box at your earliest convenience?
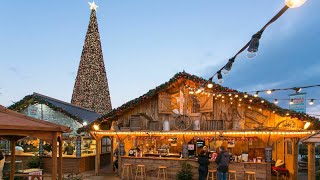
[215,146,229,180]
[198,150,210,180]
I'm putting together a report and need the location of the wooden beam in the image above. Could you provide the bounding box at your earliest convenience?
[95,136,102,176]
[52,132,58,180]
[58,135,63,180]
[292,138,299,180]
[10,140,16,180]
[308,143,316,180]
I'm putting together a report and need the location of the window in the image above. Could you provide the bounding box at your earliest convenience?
[101,137,112,153]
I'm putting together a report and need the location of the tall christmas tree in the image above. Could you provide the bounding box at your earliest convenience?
[71,2,112,114]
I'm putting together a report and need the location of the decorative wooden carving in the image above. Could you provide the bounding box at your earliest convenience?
[245,109,268,129]
[158,92,172,114]
[276,119,297,130]
[199,95,213,112]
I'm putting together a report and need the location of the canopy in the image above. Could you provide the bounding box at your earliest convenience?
[0,105,71,180]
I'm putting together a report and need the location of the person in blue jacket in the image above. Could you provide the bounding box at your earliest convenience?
[215,146,229,180]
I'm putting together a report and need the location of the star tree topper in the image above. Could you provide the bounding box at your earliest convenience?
[88,1,99,11]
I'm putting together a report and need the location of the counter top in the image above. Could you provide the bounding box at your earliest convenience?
[121,156,269,164]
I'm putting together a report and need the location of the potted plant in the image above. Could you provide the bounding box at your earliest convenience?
[176,161,193,180]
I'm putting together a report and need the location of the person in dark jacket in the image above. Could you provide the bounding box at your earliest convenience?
[215,146,229,180]
[198,150,210,180]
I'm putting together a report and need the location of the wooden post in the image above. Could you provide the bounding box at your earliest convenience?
[292,138,299,180]
[95,136,101,176]
[58,135,63,180]
[308,143,316,180]
[10,140,16,180]
[52,132,58,180]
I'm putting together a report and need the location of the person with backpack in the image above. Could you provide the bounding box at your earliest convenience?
[215,146,229,180]
[198,150,210,180]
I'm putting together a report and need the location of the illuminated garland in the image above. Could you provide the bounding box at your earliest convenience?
[8,94,84,124]
[80,72,319,132]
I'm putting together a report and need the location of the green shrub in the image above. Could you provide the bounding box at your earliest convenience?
[27,156,41,168]
[176,161,193,180]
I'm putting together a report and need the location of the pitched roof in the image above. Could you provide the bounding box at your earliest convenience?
[83,72,319,131]
[8,93,101,124]
[0,105,71,132]
[301,131,320,143]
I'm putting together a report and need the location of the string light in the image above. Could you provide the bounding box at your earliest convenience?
[266,90,273,94]
[274,99,279,104]
[247,32,262,59]
[207,77,214,88]
[261,100,265,103]
[222,57,235,75]
[309,99,314,105]
[254,91,259,97]
[290,99,294,105]
[244,93,248,98]
[217,71,224,84]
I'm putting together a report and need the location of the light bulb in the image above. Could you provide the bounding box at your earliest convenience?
[93,124,100,131]
[304,122,311,130]
[207,83,214,89]
[247,32,262,60]
[274,99,279,104]
[254,92,259,97]
[83,121,88,126]
[247,51,257,59]
[290,99,294,105]
[309,99,314,105]
[244,94,248,98]
[221,69,230,75]
[266,90,273,94]
[261,100,265,103]
[195,89,202,94]
[285,0,307,8]
[217,71,223,84]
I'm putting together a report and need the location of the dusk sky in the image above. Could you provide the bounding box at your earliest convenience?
[1,0,319,115]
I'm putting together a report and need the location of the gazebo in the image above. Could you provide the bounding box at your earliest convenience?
[301,131,320,180]
[0,105,71,180]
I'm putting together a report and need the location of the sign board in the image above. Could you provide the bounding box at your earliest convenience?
[289,93,306,113]
[265,147,272,162]
[76,136,81,158]
[28,106,38,118]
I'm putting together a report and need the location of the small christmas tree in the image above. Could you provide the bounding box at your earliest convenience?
[71,2,112,114]
[176,161,193,180]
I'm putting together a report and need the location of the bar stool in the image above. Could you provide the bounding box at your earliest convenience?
[245,171,256,180]
[122,163,133,180]
[228,170,237,180]
[135,165,146,180]
[157,166,168,180]
[207,169,217,180]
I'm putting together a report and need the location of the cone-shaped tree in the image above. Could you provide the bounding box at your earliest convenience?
[71,5,112,114]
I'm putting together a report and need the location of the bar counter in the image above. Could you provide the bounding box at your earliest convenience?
[121,156,271,180]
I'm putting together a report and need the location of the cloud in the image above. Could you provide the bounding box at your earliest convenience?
[8,67,18,73]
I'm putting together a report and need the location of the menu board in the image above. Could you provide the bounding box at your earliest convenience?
[76,136,81,158]
[265,147,272,162]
